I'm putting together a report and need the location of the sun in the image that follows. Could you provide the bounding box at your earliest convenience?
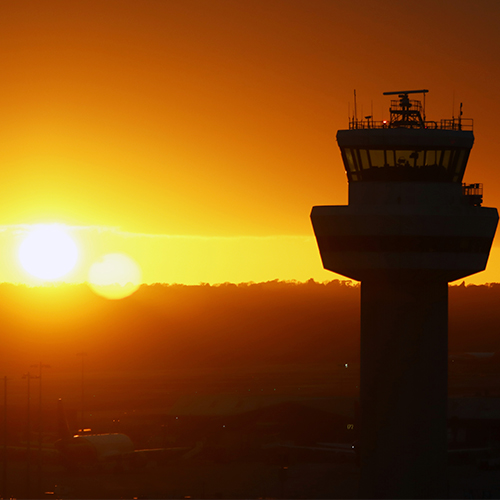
[19,225,79,280]
[88,253,141,300]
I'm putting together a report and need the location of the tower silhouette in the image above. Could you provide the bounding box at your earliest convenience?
[311,90,498,498]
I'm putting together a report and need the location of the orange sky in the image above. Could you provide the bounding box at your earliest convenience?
[1,0,500,286]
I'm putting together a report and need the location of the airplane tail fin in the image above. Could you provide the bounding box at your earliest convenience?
[57,398,72,441]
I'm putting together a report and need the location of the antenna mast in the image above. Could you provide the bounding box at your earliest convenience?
[354,89,357,124]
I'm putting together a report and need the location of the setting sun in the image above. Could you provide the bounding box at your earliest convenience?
[88,253,142,300]
[19,225,78,281]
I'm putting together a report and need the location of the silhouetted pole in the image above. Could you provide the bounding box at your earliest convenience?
[24,372,31,498]
[76,353,87,431]
[2,376,6,499]
[23,371,39,499]
[27,372,30,498]
[31,362,49,495]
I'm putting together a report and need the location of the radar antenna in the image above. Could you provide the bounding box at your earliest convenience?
[383,89,429,128]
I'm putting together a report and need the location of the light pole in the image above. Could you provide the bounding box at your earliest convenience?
[2,376,7,500]
[30,362,49,494]
[22,371,39,499]
[76,353,87,432]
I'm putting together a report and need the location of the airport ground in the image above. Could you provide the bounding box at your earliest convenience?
[2,458,360,499]
[0,359,499,498]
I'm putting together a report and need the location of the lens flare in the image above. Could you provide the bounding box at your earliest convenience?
[88,253,141,300]
[19,224,78,280]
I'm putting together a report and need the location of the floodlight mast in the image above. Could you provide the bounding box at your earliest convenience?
[311,90,498,498]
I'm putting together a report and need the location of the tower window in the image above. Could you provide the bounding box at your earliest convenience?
[441,150,451,168]
[370,150,385,168]
[358,149,370,169]
[340,147,470,183]
[344,148,356,172]
[425,150,439,166]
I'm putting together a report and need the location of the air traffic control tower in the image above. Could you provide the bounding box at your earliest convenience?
[311,90,498,499]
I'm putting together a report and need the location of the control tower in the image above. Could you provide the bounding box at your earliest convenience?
[311,90,498,499]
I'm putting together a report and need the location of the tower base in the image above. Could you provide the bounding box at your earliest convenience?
[359,276,448,499]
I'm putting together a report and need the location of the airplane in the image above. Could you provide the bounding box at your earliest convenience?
[54,399,199,470]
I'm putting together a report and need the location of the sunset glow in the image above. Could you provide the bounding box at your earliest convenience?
[0,1,499,286]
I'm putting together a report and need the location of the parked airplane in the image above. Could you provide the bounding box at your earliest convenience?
[55,399,198,469]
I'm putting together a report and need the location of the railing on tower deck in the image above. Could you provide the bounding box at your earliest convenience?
[348,117,473,131]
[463,183,483,206]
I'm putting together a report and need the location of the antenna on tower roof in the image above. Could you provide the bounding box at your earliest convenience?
[382,89,429,96]
[354,89,357,123]
[383,89,429,128]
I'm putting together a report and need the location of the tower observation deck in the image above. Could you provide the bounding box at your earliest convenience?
[311,90,498,499]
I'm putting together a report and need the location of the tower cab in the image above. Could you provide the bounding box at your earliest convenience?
[339,89,473,184]
[310,90,498,282]
[338,90,482,205]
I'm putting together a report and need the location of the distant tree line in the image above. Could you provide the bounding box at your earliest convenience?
[0,280,497,374]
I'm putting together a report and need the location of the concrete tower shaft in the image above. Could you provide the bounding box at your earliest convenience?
[310,91,498,499]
